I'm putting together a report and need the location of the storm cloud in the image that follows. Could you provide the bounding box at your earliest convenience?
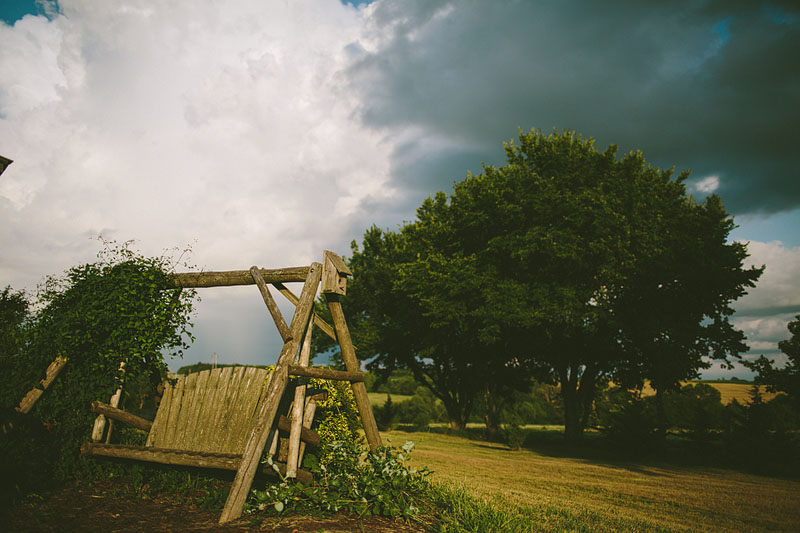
[347,0,800,215]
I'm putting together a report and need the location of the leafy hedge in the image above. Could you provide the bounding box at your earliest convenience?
[1,240,196,500]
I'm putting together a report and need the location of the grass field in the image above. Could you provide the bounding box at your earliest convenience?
[368,392,413,406]
[382,429,800,532]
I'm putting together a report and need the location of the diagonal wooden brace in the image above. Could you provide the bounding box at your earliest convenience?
[219,262,322,524]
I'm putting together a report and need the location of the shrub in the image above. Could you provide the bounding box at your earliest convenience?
[598,388,659,449]
[394,387,446,430]
[250,440,430,518]
[374,393,397,431]
[0,239,196,499]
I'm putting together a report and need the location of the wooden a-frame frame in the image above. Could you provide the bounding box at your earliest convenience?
[164,250,381,524]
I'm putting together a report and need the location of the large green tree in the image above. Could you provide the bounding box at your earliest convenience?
[612,190,762,437]
[343,129,760,440]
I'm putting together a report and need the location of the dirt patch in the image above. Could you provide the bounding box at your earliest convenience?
[1,481,430,532]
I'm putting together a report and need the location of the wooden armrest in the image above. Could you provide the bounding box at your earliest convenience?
[91,401,152,432]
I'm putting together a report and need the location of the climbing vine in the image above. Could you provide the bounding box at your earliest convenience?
[1,238,197,489]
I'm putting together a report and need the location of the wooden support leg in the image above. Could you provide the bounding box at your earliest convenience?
[298,394,319,467]
[16,354,68,415]
[325,294,382,452]
[92,361,125,443]
[286,316,313,478]
[219,262,322,524]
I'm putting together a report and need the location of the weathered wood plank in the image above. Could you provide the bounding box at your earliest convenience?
[219,262,322,524]
[91,402,152,432]
[173,372,199,449]
[326,294,382,452]
[250,266,291,342]
[203,366,234,452]
[273,283,337,342]
[159,373,187,447]
[217,366,247,452]
[186,370,211,451]
[226,367,262,454]
[287,365,365,382]
[194,367,221,452]
[146,375,175,447]
[167,267,310,288]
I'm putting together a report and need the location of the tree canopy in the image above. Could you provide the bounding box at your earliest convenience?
[746,315,800,405]
[341,129,762,439]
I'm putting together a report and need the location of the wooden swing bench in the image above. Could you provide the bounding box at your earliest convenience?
[80,366,324,484]
[80,251,381,524]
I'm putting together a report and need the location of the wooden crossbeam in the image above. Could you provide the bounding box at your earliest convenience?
[168,266,310,288]
[288,365,364,382]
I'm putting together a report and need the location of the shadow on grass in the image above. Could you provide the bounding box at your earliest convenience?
[413,424,800,480]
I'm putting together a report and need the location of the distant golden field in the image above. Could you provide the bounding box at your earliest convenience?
[639,381,777,405]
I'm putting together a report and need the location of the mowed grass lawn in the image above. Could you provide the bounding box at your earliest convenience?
[381,429,800,532]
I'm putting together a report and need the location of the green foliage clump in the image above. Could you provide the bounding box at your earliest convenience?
[0,239,197,500]
[312,377,363,452]
[250,441,430,519]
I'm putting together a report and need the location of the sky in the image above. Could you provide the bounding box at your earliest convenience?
[1,0,798,377]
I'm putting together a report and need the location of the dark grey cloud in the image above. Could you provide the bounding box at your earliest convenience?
[347,0,800,215]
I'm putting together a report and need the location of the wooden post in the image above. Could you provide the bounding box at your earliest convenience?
[92,361,125,443]
[325,294,382,452]
[219,262,322,524]
[16,355,68,414]
[250,266,291,342]
[297,394,319,467]
[286,316,313,478]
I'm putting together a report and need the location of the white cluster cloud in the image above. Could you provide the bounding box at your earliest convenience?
[730,240,800,372]
[1,0,394,293]
[736,240,800,314]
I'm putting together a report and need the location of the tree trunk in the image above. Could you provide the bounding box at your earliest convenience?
[449,419,466,430]
[561,378,584,442]
[442,395,468,430]
[655,387,667,442]
[484,386,501,440]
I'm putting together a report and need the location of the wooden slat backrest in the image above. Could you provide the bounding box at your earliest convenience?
[146,367,270,454]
